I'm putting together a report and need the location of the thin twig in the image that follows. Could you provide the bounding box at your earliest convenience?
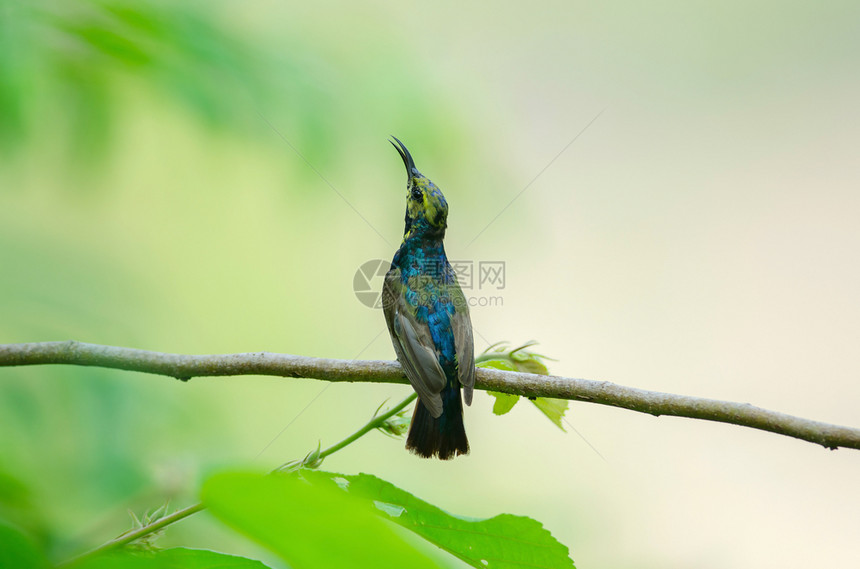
[318,393,416,459]
[2,341,859,450]
[59,392,418,566]
[59,503,205,567]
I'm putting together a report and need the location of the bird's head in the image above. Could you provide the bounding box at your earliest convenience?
[390,136,448,239]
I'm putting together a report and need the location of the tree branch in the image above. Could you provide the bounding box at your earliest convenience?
[2,340,858,451]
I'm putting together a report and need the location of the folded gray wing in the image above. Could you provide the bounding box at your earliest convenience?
[450,288,475,405]
[383,270,445,418]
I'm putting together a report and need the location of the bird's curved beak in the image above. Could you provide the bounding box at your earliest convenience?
[389,136,417,181]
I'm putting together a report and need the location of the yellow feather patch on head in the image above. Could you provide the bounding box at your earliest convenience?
[407,175,448,230]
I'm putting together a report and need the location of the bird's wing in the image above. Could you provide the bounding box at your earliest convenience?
[450,285,475,405]
[383,269,445,418]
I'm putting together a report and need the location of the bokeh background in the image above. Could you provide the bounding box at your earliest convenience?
[2,0,859,566]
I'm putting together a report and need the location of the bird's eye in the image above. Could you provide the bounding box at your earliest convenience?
[411,187,422,200]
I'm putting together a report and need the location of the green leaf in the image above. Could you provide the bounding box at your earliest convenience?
[74,547,271,569]
[0,470,43,542]
[150,548,272,568]
[531,398,569,431]
[488,391,519,415]
[479,359,522,416]
[201,472,439,569]
[303,471,576,569]
[0,522,45,569]
[510,356,549,375]
[477,342,550,375]
[479,343,566,429]
[476,358,518,371]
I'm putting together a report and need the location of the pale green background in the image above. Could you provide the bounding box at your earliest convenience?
[1,1,859,567]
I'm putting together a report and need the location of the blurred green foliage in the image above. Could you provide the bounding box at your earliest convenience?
[0,520,46,569]
[7,0,853,566]
[203,471,440,568]
[0,0,329,164]
[75,547,270,569]
[0,466,575,568]
[202,470,574,569]
[0,1,488,566]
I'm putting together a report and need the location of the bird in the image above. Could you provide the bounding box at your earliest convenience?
[382,136,475,460]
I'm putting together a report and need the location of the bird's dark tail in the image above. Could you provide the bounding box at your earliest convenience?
[406,386,469,460]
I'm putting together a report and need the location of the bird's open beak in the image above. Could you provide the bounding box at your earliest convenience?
[389,136,417,180]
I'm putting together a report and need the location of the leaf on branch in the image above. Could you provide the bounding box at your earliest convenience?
[477,357,518,372]
[532,398,568,432]
[301,471,576,569]
[477,341,552,376]
[201,472,439,569]
[478,359,522,416]
[478,342,568,430]
[72,547,272,568]
[303,442,323,469]
[0,522,45,569]
[374,402,411,438]
[488,391,519,415]
[277,441,324,473]
[123,502,170,551]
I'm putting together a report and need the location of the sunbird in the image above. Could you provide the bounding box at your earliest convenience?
[383,137,475,460]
